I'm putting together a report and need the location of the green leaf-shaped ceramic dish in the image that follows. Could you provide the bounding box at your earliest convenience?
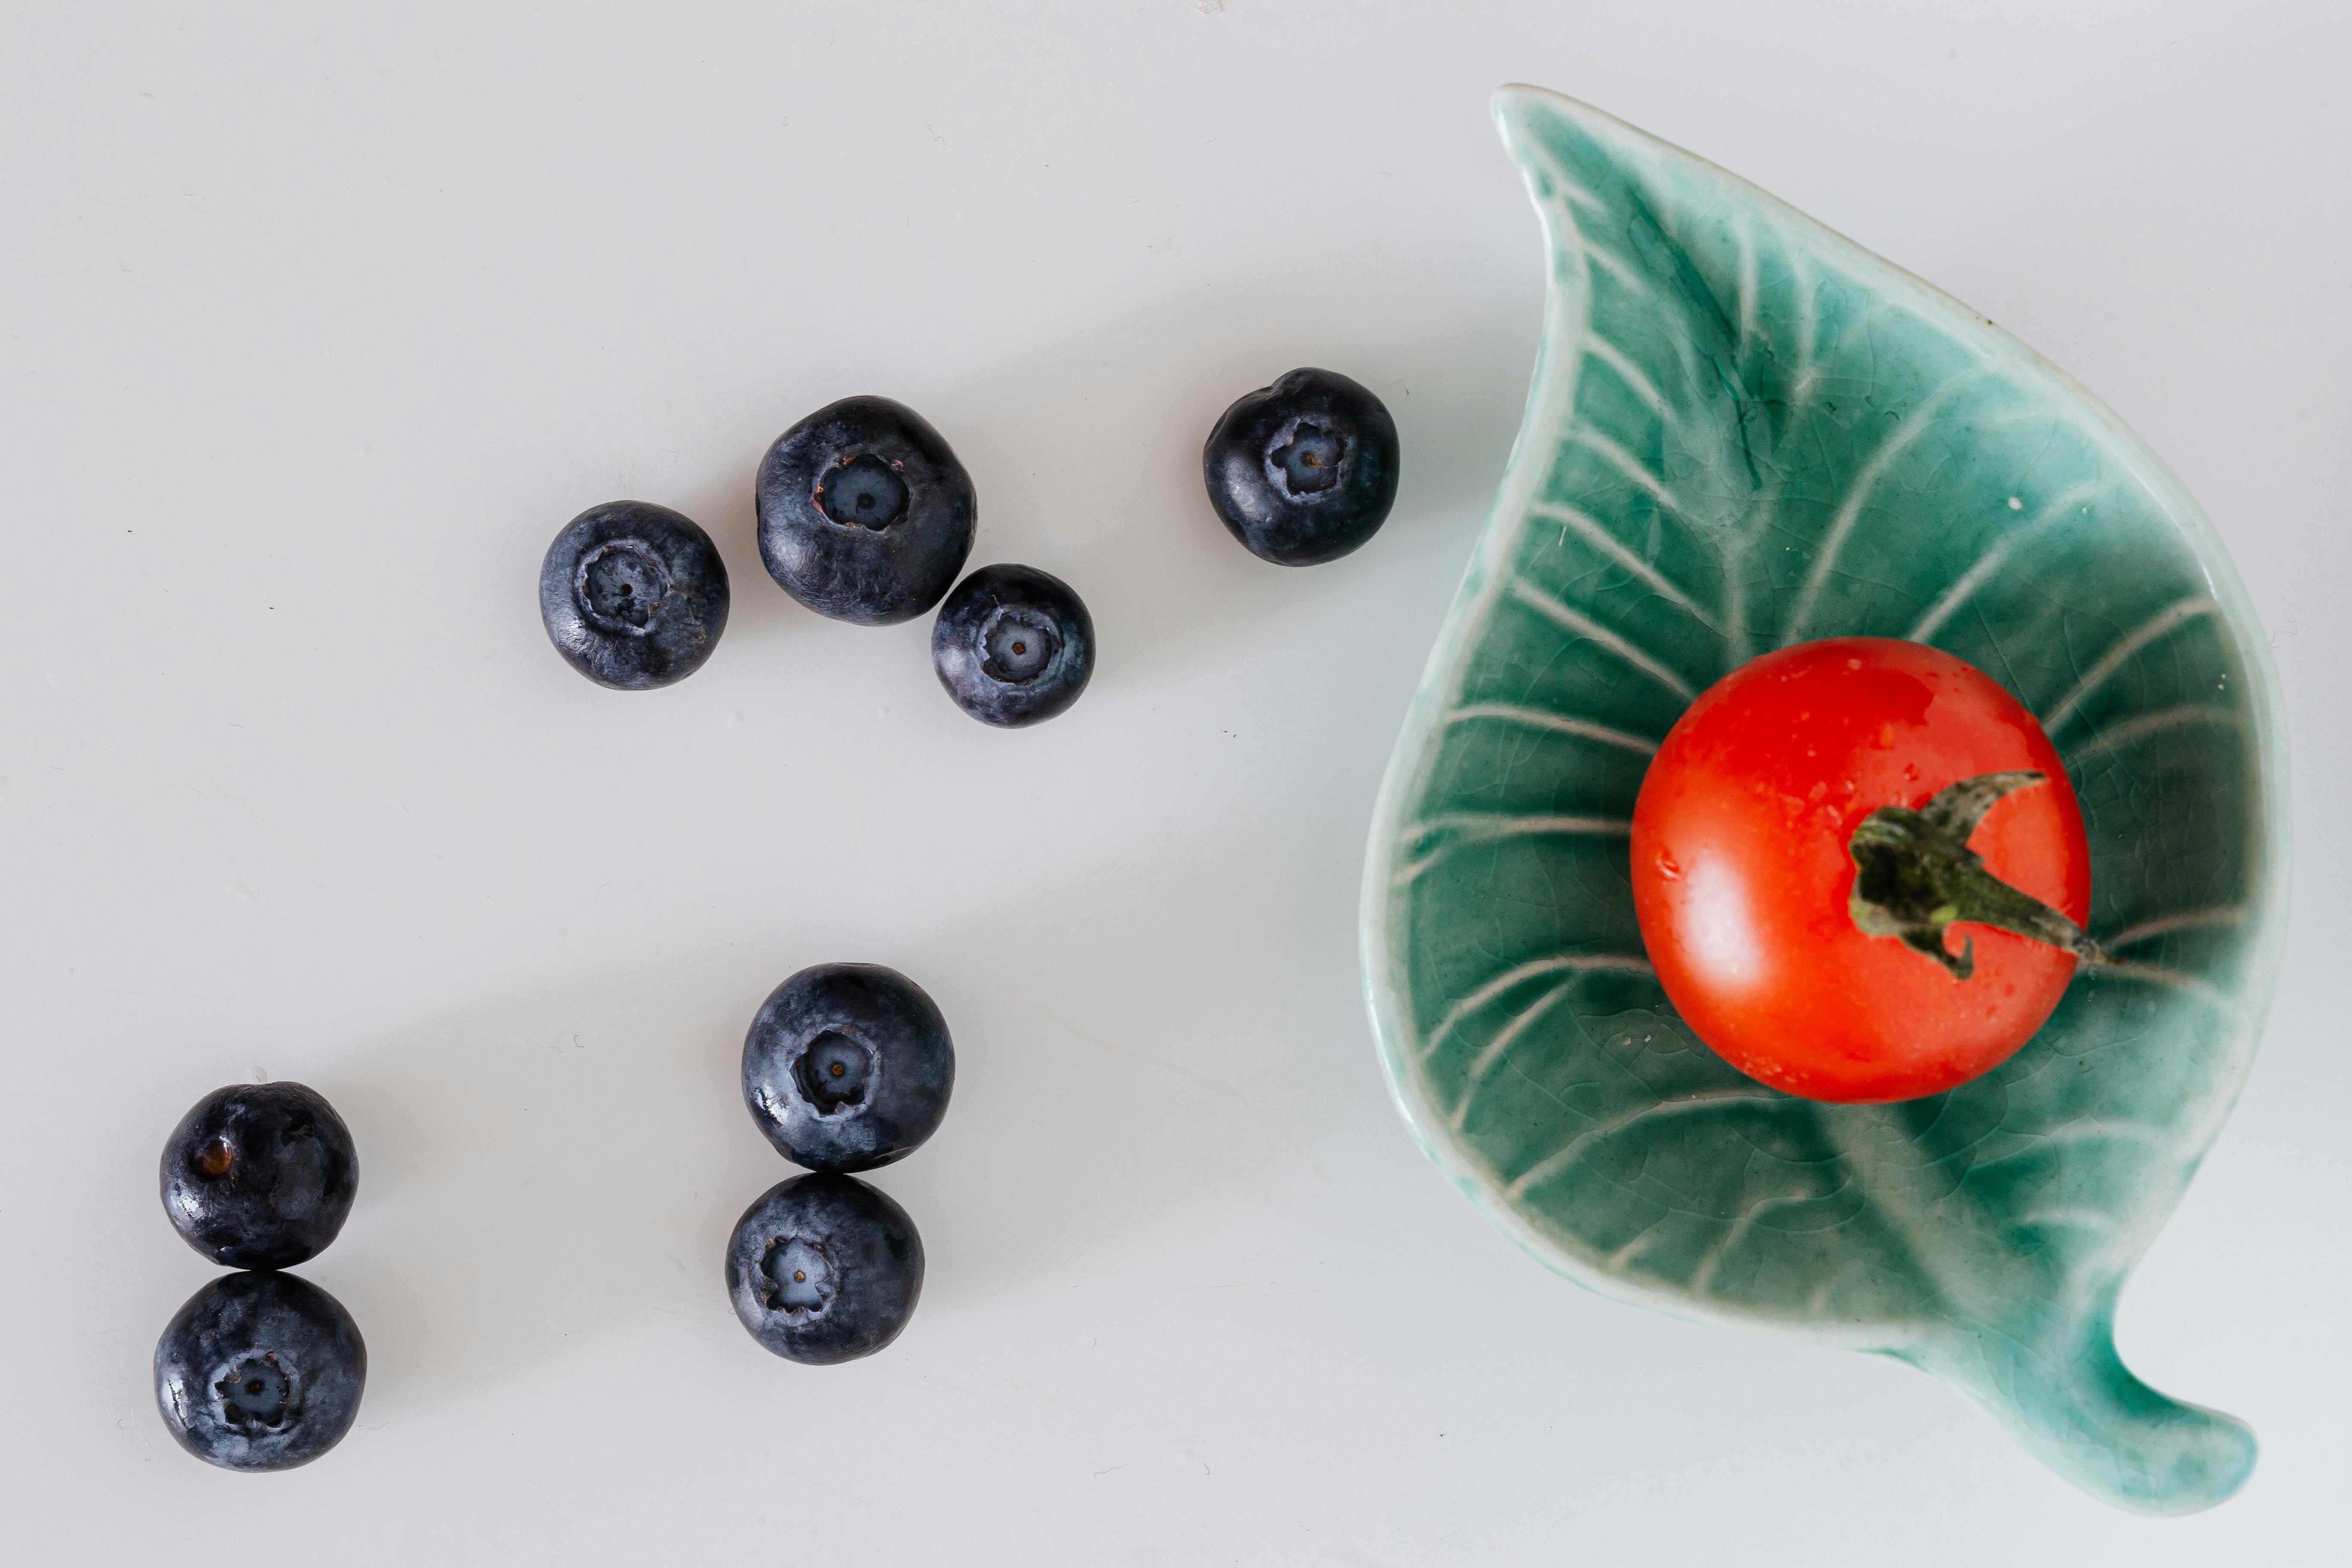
[1362,87,2289,1515]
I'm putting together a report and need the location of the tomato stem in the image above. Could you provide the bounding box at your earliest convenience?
[1847,771,2108,980]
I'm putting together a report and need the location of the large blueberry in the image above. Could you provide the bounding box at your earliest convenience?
[743,963,954,1173]
[540,500,730,689]
[1202,367,1400,566]
[161,1082,358,1270]
[154,1271,367,1471]
[725,1173,923,1364]
[930,564,1094,729]
[756,396,975,625]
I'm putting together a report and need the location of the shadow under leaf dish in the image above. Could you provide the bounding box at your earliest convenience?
[1361,86,2286,1515]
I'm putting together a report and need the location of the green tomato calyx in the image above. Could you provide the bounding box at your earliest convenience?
[1847,770,2108,980]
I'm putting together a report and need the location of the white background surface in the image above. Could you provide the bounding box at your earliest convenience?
[3,3,2344,1562]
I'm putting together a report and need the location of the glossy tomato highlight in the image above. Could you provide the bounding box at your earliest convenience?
[1629,637,2092,1103]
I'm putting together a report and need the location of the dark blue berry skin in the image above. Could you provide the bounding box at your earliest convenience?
[756,396,975,625]
[154,1271,367,1471]
[161,1083,358,1271]
[743,963,955,1173]
[1203,367,1400,566]
[726,1173,923,1364]
[931,564,1095,728]
[540,501,730,689]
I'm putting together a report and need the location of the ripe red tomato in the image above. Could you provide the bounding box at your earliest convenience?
[1629,637,2091,1103]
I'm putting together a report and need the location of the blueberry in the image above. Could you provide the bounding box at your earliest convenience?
[540,500,730,689]
[154,1271,367,1471]
[1202,367,1400,565]
[930,564,1095,728]
[725,1173,923,1363]
[756,396,975,625]
[160,1082,358,1270]
[743,963,954,1173]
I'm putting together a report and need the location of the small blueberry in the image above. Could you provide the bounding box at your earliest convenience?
[539,500,730,689]
[160,1082,358,1271]
[756,396,976,625]
[930,564,1094,728]
[154,1271,367,1471]
[725,1173,924,1364]
[1202,367,1400,565]
[743,963,955,1173]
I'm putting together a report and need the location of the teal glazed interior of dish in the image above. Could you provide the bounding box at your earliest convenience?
[1361,86,2289,1514]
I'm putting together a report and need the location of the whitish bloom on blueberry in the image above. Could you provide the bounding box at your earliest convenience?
[539,500,729,690]
[931,564,1094,728]
[160,1082,358,1271]
[1203,367,1400,566]
[726,1174,923,1364]
[743,963,955,1173]
[756,396,975,625]
[154,1271,366,1471]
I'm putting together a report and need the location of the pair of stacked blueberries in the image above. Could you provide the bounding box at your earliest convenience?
[155,1083,365,1471]
[728,963,953,1362]
[539,369,1402,719]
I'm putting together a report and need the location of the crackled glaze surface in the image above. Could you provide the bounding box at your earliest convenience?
[1362,87,2288,1514]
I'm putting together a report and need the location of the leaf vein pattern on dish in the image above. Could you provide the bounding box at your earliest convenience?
[1361,86,2286,1514]
[2067,703,2241,763]
[1415,952,1657,1067]
[1902,480,2105,643]
[1439,704,1661,755]
[1780,372,1984,646]
[1393,813,1633,887]
[1504,580,1700,701]
[2040,595,2222,734]
[1528,503,1720,631]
